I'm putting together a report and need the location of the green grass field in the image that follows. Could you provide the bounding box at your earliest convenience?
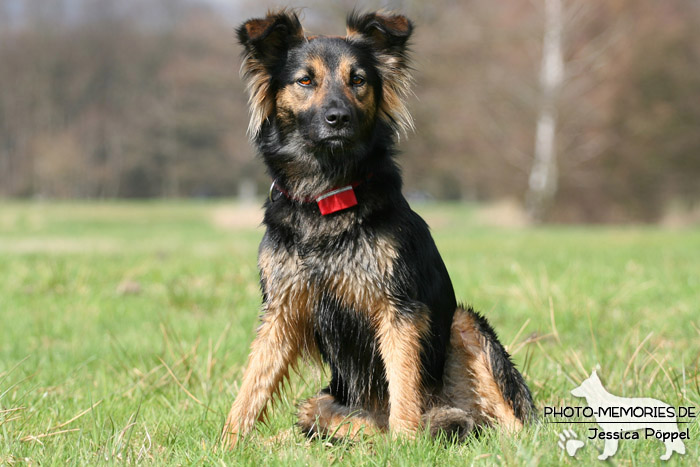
[1,201,698,465]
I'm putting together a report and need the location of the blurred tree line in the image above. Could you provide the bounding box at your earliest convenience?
[1,0,699,222]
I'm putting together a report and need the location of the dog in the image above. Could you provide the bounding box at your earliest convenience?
[571,370,686,460]
[221,10,534,447]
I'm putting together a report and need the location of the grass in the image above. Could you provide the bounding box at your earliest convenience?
[0,200,698,465]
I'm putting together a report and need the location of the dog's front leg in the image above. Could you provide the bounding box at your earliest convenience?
[376,311,427,435]
[221,312,302,448]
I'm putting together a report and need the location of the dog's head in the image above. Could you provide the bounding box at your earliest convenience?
[237,10,413,164]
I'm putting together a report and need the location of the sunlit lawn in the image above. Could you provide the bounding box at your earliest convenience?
[0,201,698,464]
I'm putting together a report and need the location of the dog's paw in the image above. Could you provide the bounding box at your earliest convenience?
[220,419,243,450]
[423,407,475,443]
[557,429,584,457]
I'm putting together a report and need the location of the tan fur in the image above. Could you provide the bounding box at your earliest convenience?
[297,393,385,439]
[308,55,327,79]
[346,16,414,135]
[256,245,318,358]
[224,242,522,446]
[320,233,433,434]
[440,308,522,430]
[377,15,410,32]
[224,251,524,446]
[227,11,527,448]
[244,18,274,38]
[221,246,316,446]
[241,13,409,137]
[323,234,431,432]
[275,54,377,133]
[306,35,345,41]
[338,55,377,117]
[338,55,354,84]
[376,311,429,434]
[223,231,431,444]
[275,56,328,117]
[240,57,275,137]
[376,60,414,136]
[345,14,411,37]
[224,241,523,446]
[239,12,305,136]
[325,235,398,313]
[221,312,302,445]
[305,56,330,110]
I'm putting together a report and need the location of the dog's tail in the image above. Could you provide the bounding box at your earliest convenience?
[439,305,535,431]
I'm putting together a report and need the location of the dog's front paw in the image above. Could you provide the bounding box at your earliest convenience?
[386,418,419,440]
[221,418,243,449]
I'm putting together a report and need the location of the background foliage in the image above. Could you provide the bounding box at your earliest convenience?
[1,0,699,222]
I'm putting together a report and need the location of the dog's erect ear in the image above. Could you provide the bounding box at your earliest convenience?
[346,11,413,55]
[237,11,304,136]
[347,12,414,135]
[238,11,304,70]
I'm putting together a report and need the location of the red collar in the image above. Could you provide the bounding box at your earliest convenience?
[268,177,369,215]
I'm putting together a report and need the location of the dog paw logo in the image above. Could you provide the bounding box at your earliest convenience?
[558,429,585,457]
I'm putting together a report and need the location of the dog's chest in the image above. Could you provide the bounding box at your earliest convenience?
[305,233,397,310]
[260,230,398,310]
[305,234,397,406]
[259,231,398,405]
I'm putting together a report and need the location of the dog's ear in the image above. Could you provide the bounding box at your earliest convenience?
[346,11,413,55]
[237,10,304,136]
[347,12,414,135]
[238,10,304,70]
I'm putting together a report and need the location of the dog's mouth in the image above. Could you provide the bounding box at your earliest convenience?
[322,136,350,144]
[315,135,355,151]
[306,122,359,152]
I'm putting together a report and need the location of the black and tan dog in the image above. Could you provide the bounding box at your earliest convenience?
[222,10,534,447]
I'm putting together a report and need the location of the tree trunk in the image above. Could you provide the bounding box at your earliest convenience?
[526,0,564,223]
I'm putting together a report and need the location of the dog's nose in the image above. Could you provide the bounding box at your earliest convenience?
[324,107,351,128]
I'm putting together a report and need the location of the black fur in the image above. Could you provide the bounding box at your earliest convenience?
[313,291,387,408]
[260,159,457,407]
[241,11,454,408]
[233,10,532,440]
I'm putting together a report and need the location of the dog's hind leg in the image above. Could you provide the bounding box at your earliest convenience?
[441,306,534,430]
[297,392,385,441]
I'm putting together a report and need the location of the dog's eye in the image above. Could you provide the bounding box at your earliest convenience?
[351,75,365,86]
[297,76,312,87]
